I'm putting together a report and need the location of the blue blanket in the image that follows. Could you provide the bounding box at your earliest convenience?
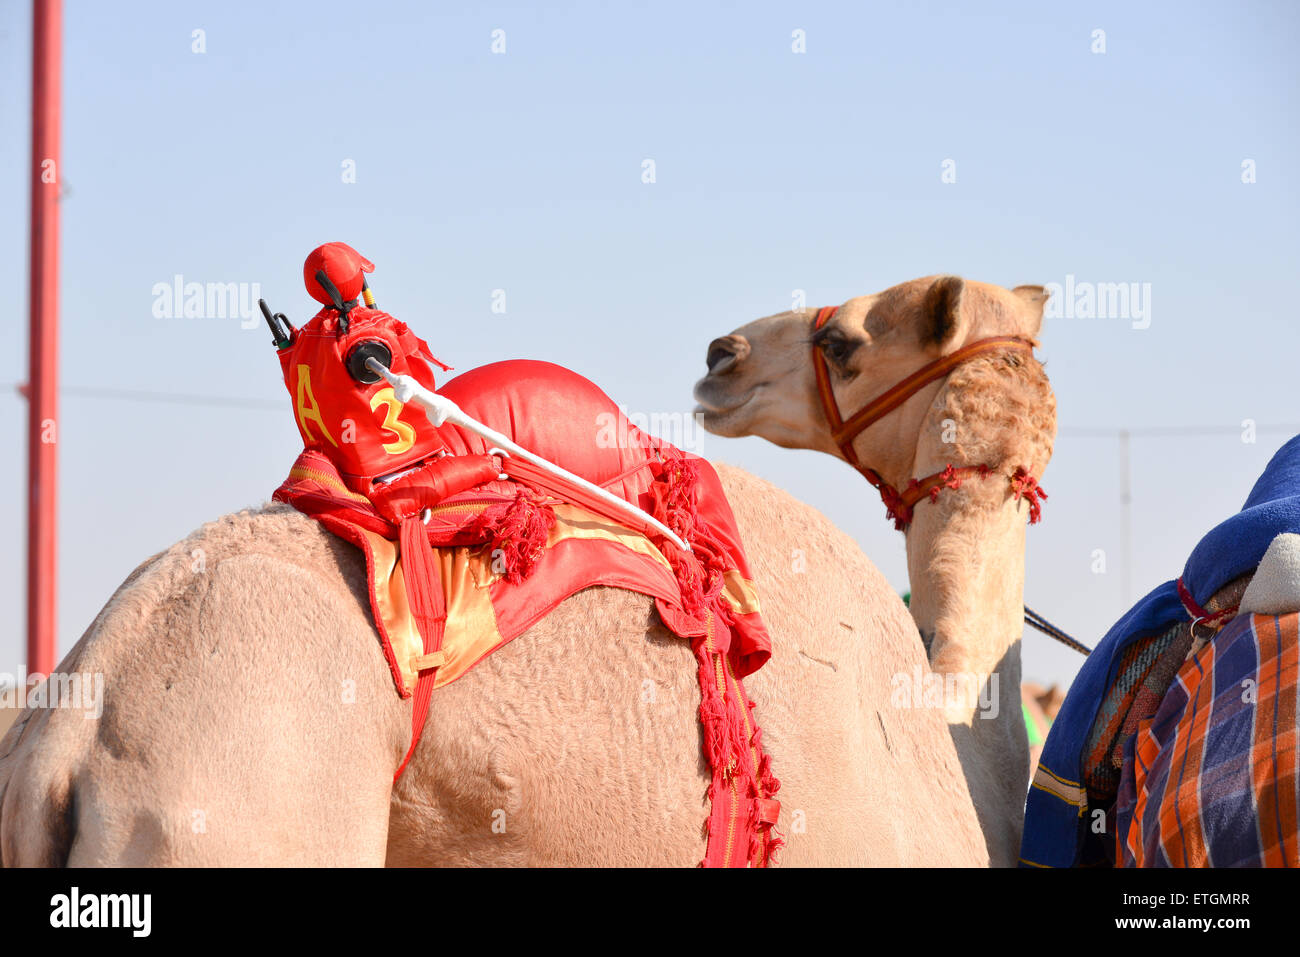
[1019,433,1300,867]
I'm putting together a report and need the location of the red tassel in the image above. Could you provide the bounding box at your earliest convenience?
[1009,466,1047,524]
[692,640,731,772]
[649,456,703,539]
[467,488,557,583]
[880,483,912,530]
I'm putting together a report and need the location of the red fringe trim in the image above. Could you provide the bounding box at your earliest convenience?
[466,488,557,584]
[654,456,780,867]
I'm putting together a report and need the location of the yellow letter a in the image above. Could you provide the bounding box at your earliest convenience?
[296,364,338,448]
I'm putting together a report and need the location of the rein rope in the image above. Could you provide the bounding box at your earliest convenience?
[1024,605,1093,656]
[810,305,1086,656]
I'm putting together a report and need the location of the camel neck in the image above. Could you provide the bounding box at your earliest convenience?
[901,484,1031,866]
[903,487,1027,724]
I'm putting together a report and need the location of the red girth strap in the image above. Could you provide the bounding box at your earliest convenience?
[394,514,448,780]
[811,305,1045,530]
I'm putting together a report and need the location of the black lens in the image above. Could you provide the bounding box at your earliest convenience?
[346,340,393,384]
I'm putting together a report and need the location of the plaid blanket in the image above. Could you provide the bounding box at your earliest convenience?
[1115,611,1298,866]
[1082,576,1250,808]
[1021,434,1300,867]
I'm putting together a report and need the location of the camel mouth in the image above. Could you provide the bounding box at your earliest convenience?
[692,375,760,435]
[692,375,752,413]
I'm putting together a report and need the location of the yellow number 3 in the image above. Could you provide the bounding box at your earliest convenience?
[369,387,416,455]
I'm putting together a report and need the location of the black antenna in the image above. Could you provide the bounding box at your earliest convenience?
[259,299,294,350]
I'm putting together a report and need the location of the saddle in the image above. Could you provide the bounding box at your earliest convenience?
[274,360,783,867]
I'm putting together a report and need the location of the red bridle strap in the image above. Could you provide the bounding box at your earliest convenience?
[811,305,1045,530]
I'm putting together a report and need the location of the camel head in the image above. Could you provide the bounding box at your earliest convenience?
[694,276,1057,497]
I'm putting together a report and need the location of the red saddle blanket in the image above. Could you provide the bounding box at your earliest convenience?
[274,360,781,867]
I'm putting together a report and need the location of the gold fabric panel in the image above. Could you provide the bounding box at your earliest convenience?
[429,545,502,690]
[361,503,762,695]
[358,529,424,696]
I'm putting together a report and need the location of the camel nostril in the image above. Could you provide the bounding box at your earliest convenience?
[705,335,749,374]
[706,343,732,372]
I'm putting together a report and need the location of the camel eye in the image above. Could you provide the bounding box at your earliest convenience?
[819,336,856,372]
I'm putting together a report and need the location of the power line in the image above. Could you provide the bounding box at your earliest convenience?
[1057,423,1299,610]
[1060,424,1300,437]
[7,383,282,411]
[7,382,1300,438]
[62,386,282,411]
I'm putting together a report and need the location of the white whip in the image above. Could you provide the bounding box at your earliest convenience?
[366,358,691,553]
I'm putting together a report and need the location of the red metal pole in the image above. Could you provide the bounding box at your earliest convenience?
[27,0,61,677]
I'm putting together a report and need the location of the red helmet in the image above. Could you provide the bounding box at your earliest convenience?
[303,242,374,306]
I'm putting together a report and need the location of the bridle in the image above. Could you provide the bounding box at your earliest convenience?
[810,305,1089,656]
[810,305,1047,531]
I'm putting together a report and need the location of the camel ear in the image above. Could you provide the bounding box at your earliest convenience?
[1012,284,1049,335]
[923,275,967,350]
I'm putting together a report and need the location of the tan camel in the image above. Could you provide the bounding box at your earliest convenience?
[694,275,1056,865]
[0,465,990,866]
[1020,683,1060,771]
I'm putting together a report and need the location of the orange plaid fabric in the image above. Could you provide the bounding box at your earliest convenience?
[1116,612,1299,867]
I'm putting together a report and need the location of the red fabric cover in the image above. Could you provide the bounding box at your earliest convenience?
[303,242,374,305]
[437,359,666,495]
[277,305,451,490]
[274,359,782,866]
[437,360,770,676]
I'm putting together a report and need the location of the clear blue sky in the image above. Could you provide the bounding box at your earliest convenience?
[3,0,1298,690]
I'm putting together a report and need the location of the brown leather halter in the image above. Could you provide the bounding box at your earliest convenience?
[811,305,1046,530]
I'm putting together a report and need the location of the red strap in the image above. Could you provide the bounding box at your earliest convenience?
[394,515,447,780]
[1176,576,1240,630]
[811,306,1044,530]
[890,464,990,529]
[835,336,1034,445]
[501,456,681,549]
[812,306,849,446]
[813,306,1034,452]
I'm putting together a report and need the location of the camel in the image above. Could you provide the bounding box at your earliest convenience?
[694,275,1056,865]
[0,462,991,866]
[1020,683,1063,770]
